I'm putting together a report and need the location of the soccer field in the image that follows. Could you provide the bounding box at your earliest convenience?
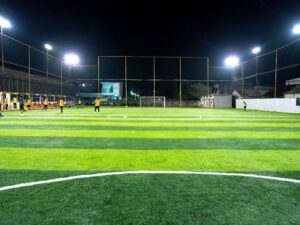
[0,107,299,225]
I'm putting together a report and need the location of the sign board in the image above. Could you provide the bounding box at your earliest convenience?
[296,98,300,106]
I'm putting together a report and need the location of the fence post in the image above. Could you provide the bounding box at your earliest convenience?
[125,56,128,107]
[153,56,156,107]
[274,49,278,98]
[179,56,182,107]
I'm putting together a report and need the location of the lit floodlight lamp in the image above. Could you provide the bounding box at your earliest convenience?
[0,16,12,29]
[292,24,300,34]
[44,43,53,51]
[63,53,80,65]
[224,55,240,68]
[252,46,261,54]
[82,83,86,87]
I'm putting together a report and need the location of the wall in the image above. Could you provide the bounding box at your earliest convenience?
[214,95,233,108]
[236,98,300,113]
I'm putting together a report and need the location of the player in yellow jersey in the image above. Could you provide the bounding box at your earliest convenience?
[26,98,32,110]
[43,98,49,111]
[59,98,64,113]
[4,98,8,110]
[0,99,3,117]
[94,98,100,112]
[77,99,82,109]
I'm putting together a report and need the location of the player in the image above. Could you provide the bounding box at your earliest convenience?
[13,98,17,109]
[94,98,100,112]
[0,99,3,117]
[43,98,49,111]
[26,98,32,110]
[4,98,8,110]
[20,98,25,115]
[243,101,247,111]
[77,99,82,109]
[59,98,64,113]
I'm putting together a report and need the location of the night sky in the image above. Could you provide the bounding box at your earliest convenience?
[0,0,300,65]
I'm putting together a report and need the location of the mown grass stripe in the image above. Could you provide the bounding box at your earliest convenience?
[0,148,299,172]
[1,121,300,126]
[0,136,299,150]
[1,129,300,139]
[2,125,300,131]
[2,115,300,120]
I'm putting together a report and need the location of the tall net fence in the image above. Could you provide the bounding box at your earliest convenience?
[0,33,76,98]
[1,32,300,107]
[232,39,300,98]
[74,56,213,106]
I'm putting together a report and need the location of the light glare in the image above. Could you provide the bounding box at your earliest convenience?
[252,46,261,54]
[292,24,300,34]
[64,53,80,65]
[0,16,12,29]
[224,56,240,68]
[44,43,53,51]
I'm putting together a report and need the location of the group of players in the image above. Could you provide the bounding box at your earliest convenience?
[0,97,102,116]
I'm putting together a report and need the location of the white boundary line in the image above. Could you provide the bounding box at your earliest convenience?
[0,171,299,192]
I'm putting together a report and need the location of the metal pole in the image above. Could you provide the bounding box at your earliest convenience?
[1,26,4,74]
[274,49,278,98]
[241,63,244,98]
[125,56,128,107]
[60,61,63,97]
[1,26,4,91]
[255,53,258,98]
[207,57,210,96]
[97,56,100,94]
[179,56,182,108]
[22,74,24,95]
[16,74,18,96]
[28,45,31,96]
[8,72,10,93]
[46,50,49,95]
[153,56,156,107]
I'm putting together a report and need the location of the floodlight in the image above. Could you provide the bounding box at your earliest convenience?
[224,55,240,68]
[252,46,261,54]
[292,24,300,34]
[0,16,12,29]
[82,83,86,87]
[63,53,80,65]
[44,43,52,51]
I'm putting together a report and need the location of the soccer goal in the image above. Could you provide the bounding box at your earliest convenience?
[140,96,166,108]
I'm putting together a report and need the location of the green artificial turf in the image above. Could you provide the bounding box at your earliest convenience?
[0,175,299,225]
[0,107,299,224]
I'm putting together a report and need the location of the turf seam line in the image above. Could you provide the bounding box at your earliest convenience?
[0,171,299,192]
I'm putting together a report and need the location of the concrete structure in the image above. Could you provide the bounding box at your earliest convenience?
[236,98,300,113]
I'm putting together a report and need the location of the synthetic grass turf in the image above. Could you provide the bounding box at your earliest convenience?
[0,107,299,224]
[0,149,299,173]
[0,175,299,225]
[2,129,300,138]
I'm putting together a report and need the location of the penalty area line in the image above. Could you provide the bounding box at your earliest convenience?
[0,171,299,192]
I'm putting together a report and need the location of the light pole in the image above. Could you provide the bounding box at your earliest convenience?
[224,55,240,94]
[44,43,52,95]
[0,16,11,92]
[63,53,80,97]
[252,46,261,97]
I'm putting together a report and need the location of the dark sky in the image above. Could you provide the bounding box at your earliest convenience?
[1,0,300,65]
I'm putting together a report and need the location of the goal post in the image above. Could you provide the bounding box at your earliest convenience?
[140,96,166,108]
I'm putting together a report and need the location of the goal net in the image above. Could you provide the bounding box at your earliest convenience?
[140,96,166,108]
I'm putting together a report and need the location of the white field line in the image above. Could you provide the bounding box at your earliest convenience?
[0,171,299,192]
